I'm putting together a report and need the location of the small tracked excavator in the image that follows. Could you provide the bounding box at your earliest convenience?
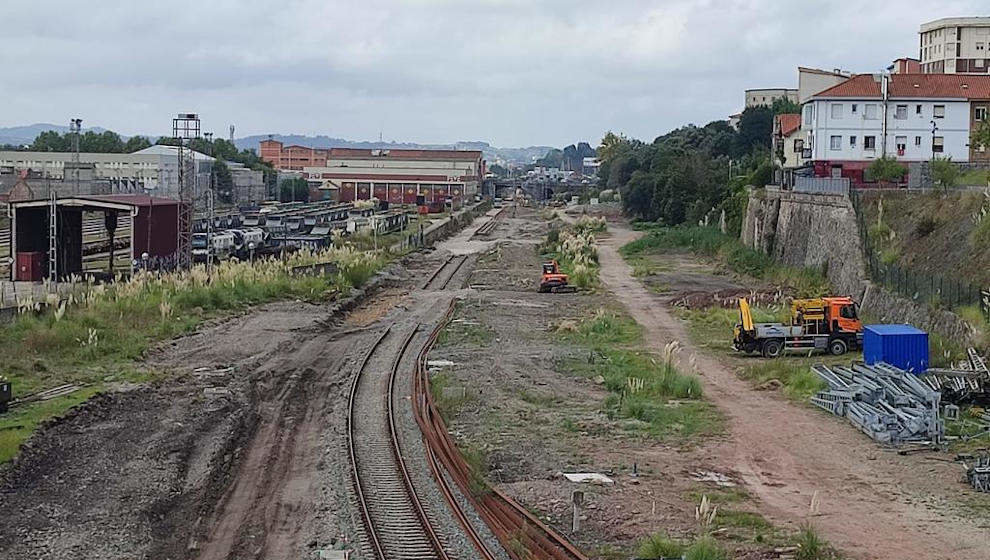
[538,260,577,293]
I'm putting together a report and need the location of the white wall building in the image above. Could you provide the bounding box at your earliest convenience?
[804,73,988,163]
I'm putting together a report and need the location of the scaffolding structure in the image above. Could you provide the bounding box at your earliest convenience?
[172,113,201,269]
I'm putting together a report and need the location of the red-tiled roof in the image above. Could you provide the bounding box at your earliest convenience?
[813,73,990,99]
[777,114,801,136]
[328,148,482,160]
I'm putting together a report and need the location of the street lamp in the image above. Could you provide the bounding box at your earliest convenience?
[930,120,939,160]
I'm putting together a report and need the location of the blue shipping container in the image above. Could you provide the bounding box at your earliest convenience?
[863,324,929,373]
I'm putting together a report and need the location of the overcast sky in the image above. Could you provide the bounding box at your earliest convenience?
[0,1,986,147]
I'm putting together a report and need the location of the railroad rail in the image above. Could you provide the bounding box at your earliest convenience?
[413,299,589,560]
[348,324,452,560]
[421,255,468,291]
[472,207,504,237]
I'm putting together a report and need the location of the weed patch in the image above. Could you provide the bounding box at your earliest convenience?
[621,226,829,297]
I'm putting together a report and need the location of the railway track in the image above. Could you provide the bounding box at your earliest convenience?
[413,300,589,560]
[348,324,452,560]
[421,255,468,291]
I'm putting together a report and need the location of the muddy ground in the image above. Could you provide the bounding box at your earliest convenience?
[0,243,465,560]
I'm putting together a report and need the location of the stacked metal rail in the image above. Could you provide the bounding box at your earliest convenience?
[966,454,990,492]
[810,362,943,444]
[920,347,990,404]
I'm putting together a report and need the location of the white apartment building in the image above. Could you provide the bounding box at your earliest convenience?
[803,73,989,164]
[920,17,990,74]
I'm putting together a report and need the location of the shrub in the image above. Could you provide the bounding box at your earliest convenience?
[914,215,939,237]
[637,533,685,559]
[684,536,726,560]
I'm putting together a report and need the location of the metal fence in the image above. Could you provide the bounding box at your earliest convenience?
[794,176,850,195]
[850,190,990,320]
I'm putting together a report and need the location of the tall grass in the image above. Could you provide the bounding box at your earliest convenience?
[561,309,719,440]
[541,224,602,289]
[0,244,389,463]
[636,533,684,559]
[621,226,829,297]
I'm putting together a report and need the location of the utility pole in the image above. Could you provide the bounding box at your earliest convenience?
[204,131,215,275]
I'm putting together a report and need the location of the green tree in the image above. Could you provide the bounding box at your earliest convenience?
[972,119,990,153]
[771,97,801,115]
[279,177,310,202]
[489,164,509,178]
[123,135,152,153]
[735,106,773,155]
[80,130,124,152]
[212,160,234,203]
[866,155,907,186]
[29,130,70,151]
[930,156,959,193]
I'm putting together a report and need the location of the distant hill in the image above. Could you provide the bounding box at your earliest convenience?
[0,123,112,146]
[0,123,556,164]
[234,134,553,164]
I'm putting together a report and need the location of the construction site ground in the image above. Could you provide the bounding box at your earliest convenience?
[1,205,989,560]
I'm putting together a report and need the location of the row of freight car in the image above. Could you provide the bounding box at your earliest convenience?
[191,203,410,262]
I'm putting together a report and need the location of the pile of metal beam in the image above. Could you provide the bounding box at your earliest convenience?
[810,362,943,445]
[966,454,990,492]
[920,348,990,404]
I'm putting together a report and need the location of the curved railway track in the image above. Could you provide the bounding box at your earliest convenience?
[421,255,468,291]
[348,324,452,560]
[413,300,589,560]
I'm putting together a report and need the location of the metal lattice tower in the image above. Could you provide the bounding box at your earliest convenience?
[69,118,82,195]
[173,113,201,269]
[48,189,57,283]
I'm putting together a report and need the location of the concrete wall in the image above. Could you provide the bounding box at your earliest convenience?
[742,188,977,343]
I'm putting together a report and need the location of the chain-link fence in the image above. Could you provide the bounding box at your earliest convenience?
[850,190,990,320]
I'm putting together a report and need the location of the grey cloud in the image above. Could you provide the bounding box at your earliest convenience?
[0,0,986,146]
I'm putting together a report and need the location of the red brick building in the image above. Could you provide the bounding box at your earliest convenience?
[259,140,330,171]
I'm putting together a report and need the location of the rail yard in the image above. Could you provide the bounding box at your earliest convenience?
[0,201,989,560]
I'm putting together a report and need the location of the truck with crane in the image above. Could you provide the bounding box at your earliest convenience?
[733,296,863,358]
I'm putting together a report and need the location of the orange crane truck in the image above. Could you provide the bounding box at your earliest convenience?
[733,297,863,358]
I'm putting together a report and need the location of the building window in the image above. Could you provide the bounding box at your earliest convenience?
[793,139,804,153]
[915,136,922,146]
[934,105,945,118]
[978,106,989,121]
[803,104,814,126]
[933,136,944,153]
[831,104,843,119]
[896,136,907,154]
[865,104,879,120]
[895,105,908,119]
[851,104,859,114]
[916,104,923,115]
[830,136,842,150]
[850,136,857,147]
[864,136,877,150]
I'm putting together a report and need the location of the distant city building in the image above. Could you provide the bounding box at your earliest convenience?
[745,88,798,108]
[890,57,922,74]
[301,148,485,202]
[582,157,600,176]
[920,17,990,74]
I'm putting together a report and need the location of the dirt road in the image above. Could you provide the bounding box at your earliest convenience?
[597,224,990,560]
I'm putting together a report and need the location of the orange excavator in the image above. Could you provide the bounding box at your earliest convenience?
[538,260,577,293]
